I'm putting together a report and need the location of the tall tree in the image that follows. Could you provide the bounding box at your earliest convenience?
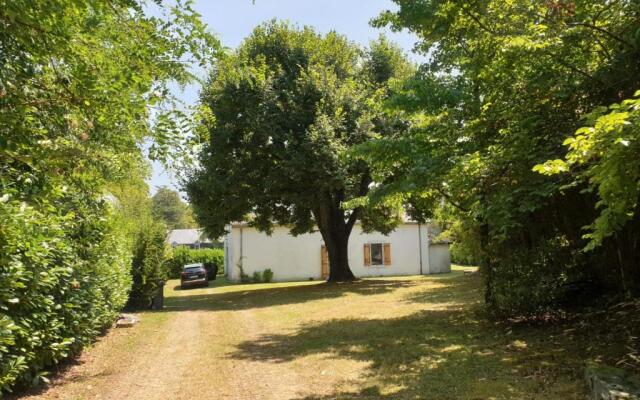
[152,186,196,230]
[186,22,412,281]
[359,0,640,313]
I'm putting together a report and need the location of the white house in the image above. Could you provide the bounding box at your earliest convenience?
[224,221,451,282]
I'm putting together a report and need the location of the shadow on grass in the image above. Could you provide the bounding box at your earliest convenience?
[227,276,588,399]
[171,276,232,292]
[164,278,422,312]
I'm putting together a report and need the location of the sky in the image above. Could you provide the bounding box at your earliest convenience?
[148,0,422,195]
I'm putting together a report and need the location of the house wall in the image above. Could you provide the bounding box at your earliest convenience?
[227,225,322,282]
[349,223,429,278]
[428,243,452,274]
[226,222,447,282]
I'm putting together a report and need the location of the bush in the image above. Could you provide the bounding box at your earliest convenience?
[164,247,224,279]
[263,268,274,283]
[127,224,168,309]
[242,269,274,284]
[251,271,263,283]
[485,234,591,316]
[0,196,131,392]
[240,273,251,283]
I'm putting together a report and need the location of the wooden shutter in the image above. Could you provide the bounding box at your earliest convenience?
[383,243,391,266]
[363,243,371,266]
[321,245,329,279]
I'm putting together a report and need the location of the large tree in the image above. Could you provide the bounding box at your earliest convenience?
[186,22,412,281]
[152,186,196,229]
[358,0,640,313]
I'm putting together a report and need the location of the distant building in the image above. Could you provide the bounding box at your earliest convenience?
[166,229,216,249]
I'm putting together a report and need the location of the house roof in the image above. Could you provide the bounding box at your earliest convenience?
[229,220,425,228]
[166,229,211,246]
[229,211,427,228]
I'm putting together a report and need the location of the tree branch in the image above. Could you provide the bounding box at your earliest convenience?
[346,171,371,235]
[0,14,51,35]
[571,22,635,49]
[346,207,360,236]
[461,8,498,36]
[435,187,469,213]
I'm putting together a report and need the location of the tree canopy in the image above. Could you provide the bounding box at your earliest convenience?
[152,186,197,230]
[357,0,640,313]
[186,21,413,281]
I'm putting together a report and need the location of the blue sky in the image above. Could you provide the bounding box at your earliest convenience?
[149,0,421,194]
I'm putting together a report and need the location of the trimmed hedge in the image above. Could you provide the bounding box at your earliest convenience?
[127,224,168,309]
[165,247,224,279]
[0,196,131,391]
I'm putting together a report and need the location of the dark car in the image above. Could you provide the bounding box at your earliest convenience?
[180,263,209,289]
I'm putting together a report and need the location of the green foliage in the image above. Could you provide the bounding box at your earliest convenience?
[263,268,274,283]
[450,243,478,266]
[536,92,640,249]
[363,0,640,314]
[252,271,263,284]
[0,194,131,391]
[186,21,413,281]
[152,187,197,230]
[127,224,168,309]
[164,247,224,279]
[238,269,274,284]
[240,271,252,284]
[0,0,218,392]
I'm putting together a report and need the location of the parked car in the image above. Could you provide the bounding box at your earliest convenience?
[180,263,209,289]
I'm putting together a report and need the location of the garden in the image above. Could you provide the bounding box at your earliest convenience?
[1,0,639,397]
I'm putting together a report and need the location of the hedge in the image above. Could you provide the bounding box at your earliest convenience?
[0,196,131,392]
[127,224,168,309]
[165,247,224,279]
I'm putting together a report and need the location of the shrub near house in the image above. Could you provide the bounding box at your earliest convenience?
[164,247,224,279]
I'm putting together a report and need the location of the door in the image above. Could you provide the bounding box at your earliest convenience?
[320,245,329,279]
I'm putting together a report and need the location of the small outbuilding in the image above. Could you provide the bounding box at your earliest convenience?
[224,221,451,282]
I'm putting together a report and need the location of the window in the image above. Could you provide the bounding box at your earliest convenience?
[370,243,384,265]
[364,243,391,266]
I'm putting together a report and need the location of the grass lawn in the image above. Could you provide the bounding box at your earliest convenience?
[14,266,639,400]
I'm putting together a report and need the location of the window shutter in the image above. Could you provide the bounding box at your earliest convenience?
[383,243,391,266]
[364,243,371,266]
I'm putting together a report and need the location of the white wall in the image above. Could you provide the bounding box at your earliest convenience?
[228,225,323,282]
[227,222,445,282]
[348,223,428,278]
[428,243,452,274]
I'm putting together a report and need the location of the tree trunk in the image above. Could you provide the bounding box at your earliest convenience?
[324,227,355,282]
[313,204,356,282]
[479,221,493,305]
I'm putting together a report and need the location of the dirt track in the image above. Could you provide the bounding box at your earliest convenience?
[15,280,371,400]
[14,272,589,400]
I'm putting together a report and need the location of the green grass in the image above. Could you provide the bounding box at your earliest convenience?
[162,266,638,399]
[15,266,638,400]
